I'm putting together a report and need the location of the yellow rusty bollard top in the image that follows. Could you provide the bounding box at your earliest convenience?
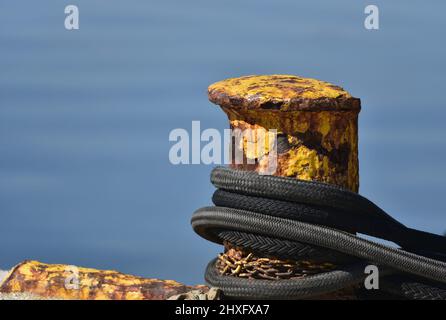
[208,74,360,111]
[208,75,361,192]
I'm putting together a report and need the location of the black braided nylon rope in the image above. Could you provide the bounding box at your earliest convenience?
[192,207,446,283]
[191,166,446,299]
[213,190,358,233]
[217,230,355,263]
[205,258,373,300]
[210,166,446,257]
[380,275,446,300]
[192,207,446,299]
[217,233,446,300]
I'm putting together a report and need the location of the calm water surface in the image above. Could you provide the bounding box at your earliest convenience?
[0,1,445,283]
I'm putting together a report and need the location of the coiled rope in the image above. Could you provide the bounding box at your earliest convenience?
[191,166,446,300]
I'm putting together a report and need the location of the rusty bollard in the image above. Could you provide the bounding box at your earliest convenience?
[208,74,361,299]
[208,74,360,191]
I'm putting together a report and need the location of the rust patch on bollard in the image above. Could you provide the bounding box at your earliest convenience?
[0,260,208,300]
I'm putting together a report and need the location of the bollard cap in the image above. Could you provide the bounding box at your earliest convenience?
[208,75,360,112]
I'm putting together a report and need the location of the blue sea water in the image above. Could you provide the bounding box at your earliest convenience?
[0,0,445,284]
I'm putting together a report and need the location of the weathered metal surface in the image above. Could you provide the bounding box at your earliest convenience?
[208,74,360,112]
[0,260,208,300]
[209,74,360,192]
[209,74,361,299]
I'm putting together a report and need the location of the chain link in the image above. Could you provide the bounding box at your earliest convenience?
[217,245,336,280]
